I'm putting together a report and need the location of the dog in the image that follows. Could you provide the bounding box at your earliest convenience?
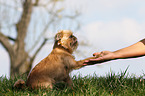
[14,30,96,89]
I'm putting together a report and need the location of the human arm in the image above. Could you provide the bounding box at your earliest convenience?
[84,39,145,64]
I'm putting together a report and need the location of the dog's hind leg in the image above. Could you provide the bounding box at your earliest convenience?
[37,82,53,89]
[63,76,73,88]
[31,78,55,89]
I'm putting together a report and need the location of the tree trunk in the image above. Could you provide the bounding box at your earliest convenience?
[11,0,33,77]
[10,51,31,77]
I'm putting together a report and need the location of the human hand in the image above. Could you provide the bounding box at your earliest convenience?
[83,51,116,65]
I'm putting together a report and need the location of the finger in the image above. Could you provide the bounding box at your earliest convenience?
[84,60,89,63]
[89,57,103,61]
[83,63,87,65]
[93,52,101,56]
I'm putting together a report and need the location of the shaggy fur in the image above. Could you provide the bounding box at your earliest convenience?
[14,30,95,89]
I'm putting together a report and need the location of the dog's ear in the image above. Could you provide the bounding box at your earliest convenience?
[55,31,63,41]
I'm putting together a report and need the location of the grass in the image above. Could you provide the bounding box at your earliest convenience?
[0,68,145,96]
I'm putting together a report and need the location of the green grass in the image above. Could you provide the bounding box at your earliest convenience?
[0,69,145,96]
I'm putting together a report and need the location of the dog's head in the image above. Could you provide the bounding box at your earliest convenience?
[54,30,78,53]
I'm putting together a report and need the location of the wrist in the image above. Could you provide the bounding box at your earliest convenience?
[112,51,122,59]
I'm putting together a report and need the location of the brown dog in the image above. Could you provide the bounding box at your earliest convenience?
[14,30,96,89]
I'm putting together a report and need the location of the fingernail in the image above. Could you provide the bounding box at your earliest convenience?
[85,60,89,62]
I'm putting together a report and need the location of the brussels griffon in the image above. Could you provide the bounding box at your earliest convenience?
[14,30,95,89]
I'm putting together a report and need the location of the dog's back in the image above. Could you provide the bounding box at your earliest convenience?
[26,47,75,89]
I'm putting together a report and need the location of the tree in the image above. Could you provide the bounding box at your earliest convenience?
[0,0,80,77]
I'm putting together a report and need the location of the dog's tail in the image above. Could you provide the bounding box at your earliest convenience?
[13,79,25,89]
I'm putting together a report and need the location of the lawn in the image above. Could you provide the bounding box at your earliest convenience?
[0,68,145,96]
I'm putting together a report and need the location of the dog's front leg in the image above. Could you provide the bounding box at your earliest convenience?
[64,56,96,69]
[75,57,97,69]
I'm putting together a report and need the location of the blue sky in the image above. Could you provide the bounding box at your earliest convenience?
[1,0,145,77]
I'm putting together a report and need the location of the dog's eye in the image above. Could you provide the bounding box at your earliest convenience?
[55,33,62,40]
[69,35,73,38]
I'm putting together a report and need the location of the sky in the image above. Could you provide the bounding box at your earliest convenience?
[1,0,145,78]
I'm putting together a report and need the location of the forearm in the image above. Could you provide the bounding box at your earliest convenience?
[84,39,145,65]
[113,40,145,59]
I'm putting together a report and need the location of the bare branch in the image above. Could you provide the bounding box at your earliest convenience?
[0,2,22,11]
[33,0,39,6]
[0,23,17,29]
[16,0,32,42]
[0,32,14,55]
[8,36,16,41]
[64,13,80,19]
[30,38,48,64]
[28,3,56,53]
[27,17,55,53]
[34,0,62,7]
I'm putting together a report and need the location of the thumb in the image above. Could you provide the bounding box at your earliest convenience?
[93,52,101,56]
